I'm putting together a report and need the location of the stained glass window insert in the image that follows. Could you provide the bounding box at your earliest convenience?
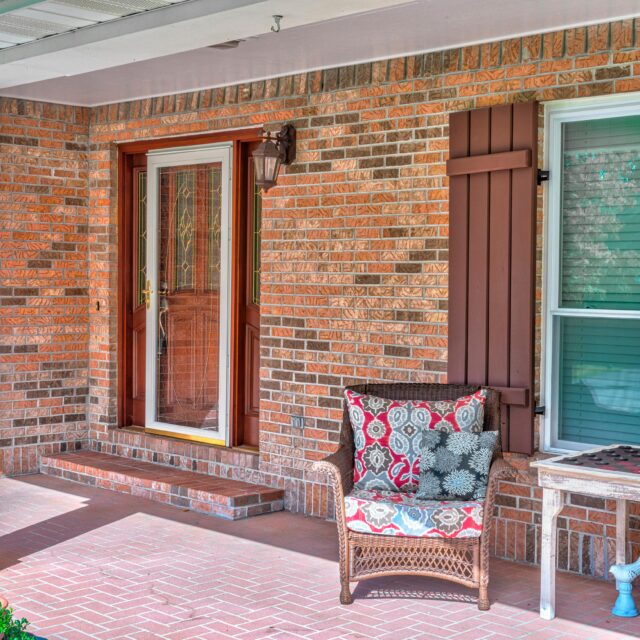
[208,166,222,290]
[174,171,196,290]
[136,170,147,307]
[252,178,262,306]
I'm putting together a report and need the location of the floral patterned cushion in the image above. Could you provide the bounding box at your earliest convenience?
[345,388,487,492]
[416,430,499,501]
[344,488,484,538]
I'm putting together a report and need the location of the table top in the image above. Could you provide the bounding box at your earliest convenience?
[532,444,640,482]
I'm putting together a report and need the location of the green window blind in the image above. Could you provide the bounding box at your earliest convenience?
[557,114,640,446]
[558,316,640,446]
[560,115,640,310]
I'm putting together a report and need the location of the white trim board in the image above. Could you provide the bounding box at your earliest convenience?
[145,142,233,446]
[541,93,640,454]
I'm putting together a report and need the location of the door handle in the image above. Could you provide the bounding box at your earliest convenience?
[142,279,153,309]
[158,297,169,356]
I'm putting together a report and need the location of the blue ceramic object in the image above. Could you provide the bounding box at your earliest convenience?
[612,581,639,618]
[610,556,640,618]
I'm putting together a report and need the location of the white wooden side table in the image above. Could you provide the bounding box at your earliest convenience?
[531,445,640,620]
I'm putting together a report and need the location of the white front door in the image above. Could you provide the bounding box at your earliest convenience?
[145,144,232,446]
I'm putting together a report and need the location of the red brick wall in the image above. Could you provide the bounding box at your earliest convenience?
[3,18,640,578]
[0,100,90,474]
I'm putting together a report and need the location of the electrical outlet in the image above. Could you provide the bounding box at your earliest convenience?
[291,415,304,429]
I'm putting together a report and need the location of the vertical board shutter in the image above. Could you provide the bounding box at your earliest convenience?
[446,102,538,454]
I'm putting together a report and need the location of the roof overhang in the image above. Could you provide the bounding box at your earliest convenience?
[1,0,639,106]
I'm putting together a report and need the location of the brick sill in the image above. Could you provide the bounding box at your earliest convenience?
[120,426,259,456]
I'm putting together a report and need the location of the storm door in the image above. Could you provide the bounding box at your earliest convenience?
[145,144,232,445]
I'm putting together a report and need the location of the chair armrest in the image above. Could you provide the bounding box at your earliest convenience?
[488,457,519,484]
[313,445,354,503]
[482,456,519,531]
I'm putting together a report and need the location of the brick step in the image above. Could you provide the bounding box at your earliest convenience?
[40,451,284,520]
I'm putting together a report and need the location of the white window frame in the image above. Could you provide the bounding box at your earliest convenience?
[542,93,640,453]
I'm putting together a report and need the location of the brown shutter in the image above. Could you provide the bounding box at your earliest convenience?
[446,102,538,455]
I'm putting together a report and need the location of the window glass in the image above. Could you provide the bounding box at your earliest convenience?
[557,316,640,446]
[553,112,640,449]
[560,115,640,310]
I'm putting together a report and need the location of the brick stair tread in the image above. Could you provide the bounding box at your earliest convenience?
[41,451,284,508]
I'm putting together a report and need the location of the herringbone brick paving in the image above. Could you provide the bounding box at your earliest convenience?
[0,475,638,640]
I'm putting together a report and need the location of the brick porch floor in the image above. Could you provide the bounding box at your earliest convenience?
[0,475,638,640]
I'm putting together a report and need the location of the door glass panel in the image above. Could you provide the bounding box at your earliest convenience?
[136,170,147,308]
[156,162,223,431]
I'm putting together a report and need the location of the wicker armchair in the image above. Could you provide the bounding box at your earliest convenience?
[313,383,517,610]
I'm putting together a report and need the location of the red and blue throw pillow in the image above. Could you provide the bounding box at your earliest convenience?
[345,388,487,492]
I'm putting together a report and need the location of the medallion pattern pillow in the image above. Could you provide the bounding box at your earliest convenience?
[345,388,488,492]
[416,430,499,501]
[422,389,487,433]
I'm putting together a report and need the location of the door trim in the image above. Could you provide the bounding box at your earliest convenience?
[231,141,261,448]
[117,128,262,445]
[145,143,232,446]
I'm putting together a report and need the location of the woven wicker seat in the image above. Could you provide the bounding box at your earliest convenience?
[313,383,517,610]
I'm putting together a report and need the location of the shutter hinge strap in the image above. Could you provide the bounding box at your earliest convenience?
[537,169,550,185]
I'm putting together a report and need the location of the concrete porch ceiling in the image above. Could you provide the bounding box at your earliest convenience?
[0,0,639,106]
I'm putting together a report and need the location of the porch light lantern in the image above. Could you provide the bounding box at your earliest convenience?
[253,124,296,192]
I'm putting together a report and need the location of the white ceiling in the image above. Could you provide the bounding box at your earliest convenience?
[1,0,639,106]
[0,0,411,89]
[0,0,190,49]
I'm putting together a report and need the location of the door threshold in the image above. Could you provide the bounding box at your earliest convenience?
[123,425,145,432]
[234,444,259,455]
[119,426,259,454]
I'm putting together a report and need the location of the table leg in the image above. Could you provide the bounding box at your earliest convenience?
[540,488,565,620]
[615,499,628,566]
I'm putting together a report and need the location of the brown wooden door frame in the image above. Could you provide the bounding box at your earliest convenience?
[231,141,261,448]
[130,158,148,426]
[118,151,148,427]
[117,129,262,448]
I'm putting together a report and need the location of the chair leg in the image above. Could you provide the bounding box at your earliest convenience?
[339,540,353,605]
[478,585,490,611]
[340,581,353,605]
[477,532,491,610]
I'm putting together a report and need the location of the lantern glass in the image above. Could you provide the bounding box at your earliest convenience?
[253,138,281,191]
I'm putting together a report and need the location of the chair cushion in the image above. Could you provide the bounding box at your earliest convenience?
[344,488,484,538]
[345,388,487,492]
[417,430,499,501]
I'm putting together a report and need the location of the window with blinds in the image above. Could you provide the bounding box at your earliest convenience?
[546,101,640,450]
